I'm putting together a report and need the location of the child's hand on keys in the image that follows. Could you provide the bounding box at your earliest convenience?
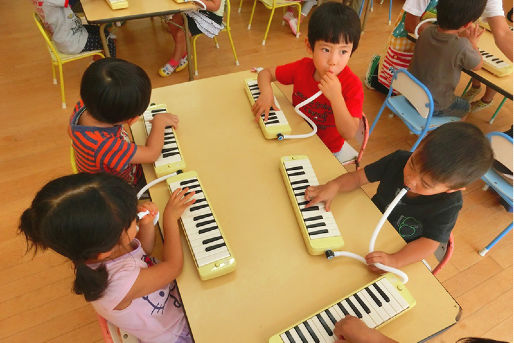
[318,71,343,104]
[137,202,159,225]
[365,251,397,273]
[252,92,278,122]
[165,187,196,222]
[153,112,179,129]
[304,181,339,211]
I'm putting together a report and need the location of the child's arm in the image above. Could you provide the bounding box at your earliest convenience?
[135,202,159,254]
[365,237,440,271]
[131,113,179,164]
[334,316,398,343]
[461,23,484,71]
[318,73,359,140]
[202,0,222,12]
[115,188,195,307]
[305,168,369,211]
[252,68,280,122]
[488,15,513,61]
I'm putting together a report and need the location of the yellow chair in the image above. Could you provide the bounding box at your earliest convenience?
[247,0,301,45]
[70,146,78,174]
[33,12,105,109]
[191,0,239,76]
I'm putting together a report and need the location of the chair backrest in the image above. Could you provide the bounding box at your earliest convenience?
[390,68,434,119]
[97,314,140,343]
[354,113,370,168]
[488,132,513,174]
[33,12,60,61]
[432,232,454,275]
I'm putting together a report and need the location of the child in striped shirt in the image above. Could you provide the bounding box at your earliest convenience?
[69,58,178,188]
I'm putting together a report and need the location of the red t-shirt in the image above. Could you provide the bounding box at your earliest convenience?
[275,57,364,153]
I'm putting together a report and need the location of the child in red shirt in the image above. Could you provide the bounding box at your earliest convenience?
[252,2,363,160]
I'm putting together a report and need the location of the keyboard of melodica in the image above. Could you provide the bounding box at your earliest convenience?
[167,171,236,280]
[280,155,344,255]
[478,49,513,77]
[142,104,186,177]
[244,78,291,140]
[269,273,416,343]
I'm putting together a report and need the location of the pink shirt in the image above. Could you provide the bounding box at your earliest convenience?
[89,240,186,343]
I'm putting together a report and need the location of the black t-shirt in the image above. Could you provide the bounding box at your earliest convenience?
[364,150,462,243]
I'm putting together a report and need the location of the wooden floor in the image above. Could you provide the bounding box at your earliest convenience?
[1,0,512,342]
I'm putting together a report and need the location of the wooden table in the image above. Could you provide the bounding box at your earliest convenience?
[131,70,461,342]
[81,0,198,80]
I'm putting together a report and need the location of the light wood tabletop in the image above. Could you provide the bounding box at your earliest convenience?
[81,0,197,79]
[81,0,196,23]
[131,70,461,343]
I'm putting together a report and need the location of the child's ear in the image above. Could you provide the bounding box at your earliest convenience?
[446,187,466,193]
[305,38,313,54]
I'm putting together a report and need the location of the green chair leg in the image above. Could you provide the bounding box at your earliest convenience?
[489,96,507,124]
[462,79,472,96]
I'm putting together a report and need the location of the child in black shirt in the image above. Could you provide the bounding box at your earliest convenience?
[304,122,493,271]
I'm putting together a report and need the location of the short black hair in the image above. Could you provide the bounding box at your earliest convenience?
[437,0,487,30]
[415,122,493,189]
[80,57,151,124]
[457,338,509,343]
[308,2,361,53]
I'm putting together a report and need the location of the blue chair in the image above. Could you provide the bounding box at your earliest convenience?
[369,68,461,152]
[479,132,513,256]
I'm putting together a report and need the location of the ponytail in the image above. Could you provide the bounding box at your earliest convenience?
[18,173,138,302]
[73,262,109,301]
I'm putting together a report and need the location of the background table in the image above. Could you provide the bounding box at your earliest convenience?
[81,0,197,80]
[131,70,461,342]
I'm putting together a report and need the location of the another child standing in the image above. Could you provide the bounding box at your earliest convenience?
[69,58,179,188]
[159,0,225,77]
[32,0,116,57]
[408,0,486,118]
[19,173,195,343]
[304,122,493,270]
[253,2,364,163]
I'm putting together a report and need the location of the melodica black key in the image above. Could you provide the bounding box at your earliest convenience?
[166,171,236,280]
[280,155,344,255]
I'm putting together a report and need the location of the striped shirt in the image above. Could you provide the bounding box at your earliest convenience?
[69,101,142,186]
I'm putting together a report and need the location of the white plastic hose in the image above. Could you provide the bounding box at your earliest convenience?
[414,18,437,39]
[282,90,322,139]
[327,188,410,284]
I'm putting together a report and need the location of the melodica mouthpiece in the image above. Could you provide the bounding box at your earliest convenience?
[325,250,335,260]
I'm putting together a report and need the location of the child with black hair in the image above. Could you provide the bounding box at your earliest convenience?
[252,2,364,163]
[408,0,486,118]
[305,122,493,270]
[69,58,179,187]
[19,173,195,343]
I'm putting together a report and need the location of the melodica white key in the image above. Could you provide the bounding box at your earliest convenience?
[280,155,344,255]
[244,78,292,140]
[167,171,236,280]
[478,49,513,77]
[269,273,416,343]
[142,104,186,177]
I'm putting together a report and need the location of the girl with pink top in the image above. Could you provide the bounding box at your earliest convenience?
[19,173,196,343]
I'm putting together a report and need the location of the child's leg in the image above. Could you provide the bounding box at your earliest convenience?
[432,96,470,118]
[82,25,116,57]
[300,0,316,18]
[462,78,482,101]
[470,87,497,112]
[160,15,188,77]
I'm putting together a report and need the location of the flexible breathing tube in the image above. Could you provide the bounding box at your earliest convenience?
[327,188,410,284]
[414,18,437,39]
[281,91,322,140]
[190,0,207,10]
[135,171,182,226]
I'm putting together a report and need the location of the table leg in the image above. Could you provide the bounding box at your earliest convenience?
[99,23,110,57]
[181,13,194,81]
